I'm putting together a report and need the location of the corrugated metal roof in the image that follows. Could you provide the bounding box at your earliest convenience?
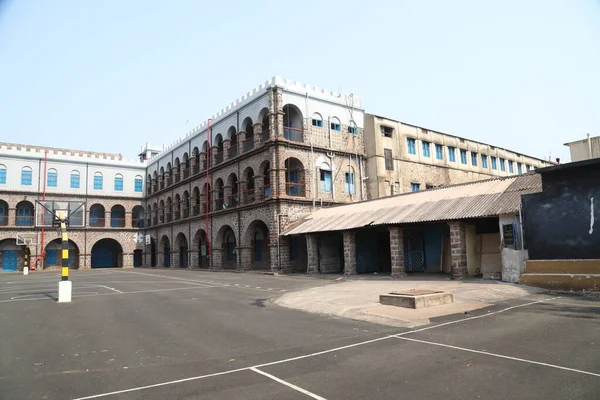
[283,173,541,235]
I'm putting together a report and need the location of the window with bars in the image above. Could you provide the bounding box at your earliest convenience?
[500,158,506,171]
[471,152,478,166]
[481,155,488,168]
[114,174,124,191]
[47,169,58,187]
[460,150,467,164]
[345,172,355,194]
[70,171,80,188]
[384,148,393,170]
[435,144,443,160]
[422,141,431,157]
[491,156,497,170]
[448,147,456,162]
[0,165,5,184]
[21,167,32,185]
[94,173,103,190]
[407,138,416,155]
[508,161,514,173]
[411,182,420,192]
[134,176,143,192]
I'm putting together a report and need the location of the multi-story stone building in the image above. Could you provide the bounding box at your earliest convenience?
[364,114,554,198]
[0,142,147,271]
[143,77,366,272]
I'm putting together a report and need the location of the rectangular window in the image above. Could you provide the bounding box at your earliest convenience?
[508,161,514,173]
[47,172,57,187]
[407,138,416,155]
[311,119,323,127]
[500,158,506,171]
[94,175,103,190]
[70,173,80,188]
[384,148,394,170]
[348,126,357,134]
[448,147,456,162]
[114,176,124,191]
[471,152,478,166]
[422,141,431,157]
[481,155,488,168]
[411,183,420,192]
[526,165,531,172]
[0,168,6,184]
[435,144,443,160]
[517,163,522,174]
[460,149,467,164]
[345,172,355,194]
[381,126,393,137]
[491,156,497,170]
[134,178,143,192]
[320,170,332,192]
[330,122,341,131]
[21,169,32,185]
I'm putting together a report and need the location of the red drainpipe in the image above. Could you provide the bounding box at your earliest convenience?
[205,119,212,260]
[38,149,48,269]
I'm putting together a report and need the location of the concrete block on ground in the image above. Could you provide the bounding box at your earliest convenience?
[379,290,454,309]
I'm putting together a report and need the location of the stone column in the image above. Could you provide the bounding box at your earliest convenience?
[125,212,132,228]
[239,181,248,205]
[448,221,468,279]
[253,123,263,147]
[211,248,222,269]
[8,208,15,226]
[306,234,318,273]
[164,171,170,186]
[342,231,357,275]
[276,237,290,273]
[104,211,111,227]
[238,131,246,153]
[79,254,91,270]
[389,227,406,276]
[254,175,265,202]
[189,250,198,268]
[157,251,165,268]
[199,152,207,170]
[172,251,180,268]
[223,186,232,208]
[122,253,134,269]
[238,246,252,270]
[211,146,219,165]
[223,139,231,161]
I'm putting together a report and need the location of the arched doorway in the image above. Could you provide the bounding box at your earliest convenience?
[0,239,19,272]
[44,239,79,269]
[132,206,144,228]
[16,201,34,226]
[0,200,8,226]
[89,204,106,227]
[246,220,271,270]
[222,227,236,269]
[91,239,123,268]
[175,233,188,268]
[133,249,143,267]
[194,229,208,269]
[160,236,171,267]
[110,205,125,227]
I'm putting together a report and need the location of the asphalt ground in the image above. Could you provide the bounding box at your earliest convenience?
[0,269,599,400]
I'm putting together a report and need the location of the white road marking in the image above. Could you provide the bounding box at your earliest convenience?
[70,297,560,400]
[250,367,328,399]
[101,286,123,294]
[395,336,600,377]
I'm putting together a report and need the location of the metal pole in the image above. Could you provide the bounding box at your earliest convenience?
[57,211,72,302]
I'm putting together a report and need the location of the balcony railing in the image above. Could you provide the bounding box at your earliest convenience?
[183,208,190,219]
[286,182,305,197]
[132,218,145,228]
[225,194,238,208]
[0,216,8,226]
[153,217,158,226]
[175,173,181,183]
[166,177,173,187]
[260,129,270,143]
[215,198,224,211]
[284,127,303,142]
[160,181,165,190]
[183,169,190,179]
[243,137,254,152]
[228,146,238,159]
[193,164,200,175]
[166,213,172,223]
[89,217,105,227]
[192,204,200,216]
[110,218,125,228]
[174,210,181,220]
[159,214,165,223]
[215,152,223,165]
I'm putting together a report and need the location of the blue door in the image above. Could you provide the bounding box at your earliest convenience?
[2,250,17,272]
[164,247,170,266]
[46,250,57,266]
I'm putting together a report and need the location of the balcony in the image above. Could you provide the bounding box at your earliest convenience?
[174,211,181,220]
[89,218,105,228]
[243,137,254,152]
[245,189,255,204]
[228,146,238,159]
[183,208,190,218]
[264,185,272,198]
[286,182,305,197]
[160,181,165,190]
[261,129,270,143]
[132,218,144,228]
[166,177,173,187]
[193,164,200,175]
[192,204,200,216]
[215,152,223,165]
[183,169,190,179]
[175,173,181,183]
[166,213,172,223]
[215,198,224,211]
[284,127,303,142]
[225,194,238,208]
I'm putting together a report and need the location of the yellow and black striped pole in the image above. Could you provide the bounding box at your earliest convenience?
[23,246,30,275]
[59,212,69,281]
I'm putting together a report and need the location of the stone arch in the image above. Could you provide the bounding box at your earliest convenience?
[166,197,172,222]
[150,237,157,267]
[214,134,224,153]
[89,203,106,227]
[244,219,271,270]
[174,194,181,220]
[192,186,201,216]
[227,173,239,207]
[0,238,20,272]
[284,157,306,197]
[16,200,34,226]
[242,117,254,136]
[91,238,123,268]
[282,104,304,142]
[219,225,237,269]
[215,178,224,210]
[259,160,271,197]
[110,204,125,227]
[202,183,211,212]
[0,199,8,226]
[44,239,80,269]
[175,232,188,268]
[192,229,208,268]
[183,190,190,218]
[159,235,171,267]
[226,126,237,140]
[159,199,165,223]
[152,201,158,225]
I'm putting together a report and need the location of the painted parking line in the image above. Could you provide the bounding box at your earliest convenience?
[250,367,327,400]
[70,296,557,399]
[394,336,600,378]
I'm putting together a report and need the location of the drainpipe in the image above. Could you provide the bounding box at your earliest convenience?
[358,155,364,201]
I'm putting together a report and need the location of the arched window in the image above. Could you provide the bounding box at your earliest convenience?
[311,113,323,128]
[70,170,80,188]
[16,201,34,226]
[348,120,357,134]
[114,174,123,191]
[134,175,143,192]
[93,172,103,190]
[0,164,7,184]
[47,168,58,187]
[21,166,32,186]
[330,117,341,131]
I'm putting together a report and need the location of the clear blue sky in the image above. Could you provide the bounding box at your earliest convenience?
[1,0,598,162]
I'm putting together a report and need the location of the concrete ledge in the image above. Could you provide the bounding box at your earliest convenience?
[521,274,600,292]
[379,290,454,309]
[525,260,600,275]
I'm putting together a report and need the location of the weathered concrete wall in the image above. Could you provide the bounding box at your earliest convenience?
[501,248,528,283]
[480,232,501,279]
